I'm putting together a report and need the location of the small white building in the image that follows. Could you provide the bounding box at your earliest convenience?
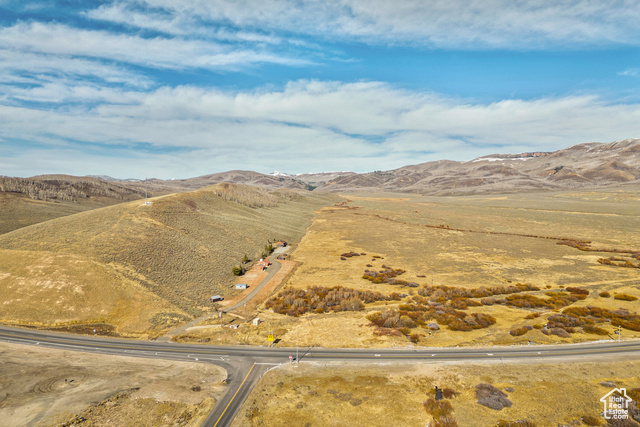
[236,283,248,290]
[210,295,224,302]
[253,318,261,326]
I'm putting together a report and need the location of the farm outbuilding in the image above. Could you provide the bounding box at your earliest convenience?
[236,283,248,290]
[210,295,224,302]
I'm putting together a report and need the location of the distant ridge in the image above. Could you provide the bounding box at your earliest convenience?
[6,139,640,198]
[166,138,640,195]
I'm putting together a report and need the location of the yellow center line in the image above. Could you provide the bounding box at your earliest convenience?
[214,362,256,427]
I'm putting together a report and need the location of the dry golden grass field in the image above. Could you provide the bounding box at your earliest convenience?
[232,357,640,427]
[0,184,334,336]
[0,192,119,235]
[177,186,640,348]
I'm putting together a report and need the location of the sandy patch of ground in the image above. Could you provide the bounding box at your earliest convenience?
[0,342,226,427]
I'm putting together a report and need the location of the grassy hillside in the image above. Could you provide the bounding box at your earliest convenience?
[0,175,152,234]
[0,184,333,336]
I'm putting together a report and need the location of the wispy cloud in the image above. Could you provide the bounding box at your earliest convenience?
[0,22,308,71]
[619,68,639,77]
[117,0,640,49]
[2,81,639,178]
[83,2,283,44]
[1,1,639,179]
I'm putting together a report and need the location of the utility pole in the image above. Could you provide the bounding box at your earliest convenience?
[618,325,622,342]
[296,330,299,364]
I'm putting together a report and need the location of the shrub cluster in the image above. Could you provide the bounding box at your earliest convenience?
[538,305,640,336]
[504,291,585,310]
[579,415,601,426]
[541,311,612,336]
[265,286,398,317]
[582,324,608,335]
[563,306,640,332]
[367,303,496,333]
[598,257,640,268]
[565,287,589,295]
[556,239,592,251]
[509,326,532,336]
[424,387,460,427]
[340,251,366,258]
[417,283,539,302]
[423,398,457,427]
[614,293,639,301]
[362,266,407,284]
[475,384,512,410]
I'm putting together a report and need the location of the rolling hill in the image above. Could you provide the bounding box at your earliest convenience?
[0,184,334,336]
[0,175,159,234]
[4,139,638,236]
[127,138,640,195]
[315,138,640,194]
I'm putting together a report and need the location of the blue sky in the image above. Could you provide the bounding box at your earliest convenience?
[1,0,639,179]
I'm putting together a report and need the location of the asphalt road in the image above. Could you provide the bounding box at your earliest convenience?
[2,325,640,426]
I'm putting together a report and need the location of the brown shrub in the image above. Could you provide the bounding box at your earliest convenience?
[476,383,512,410]
[581,414,602,426]
[550,327,570,338]
[566,287,590,295]
[525,312,540,319]
[509,327,530,337]
[614,294,638,301]
[423,397,453,419]
[599,291,611,298]
[267,286,390,316]
[443,388,460,399]
[428,417,458,427]
[582,324,608,335]
[556,239,592,251]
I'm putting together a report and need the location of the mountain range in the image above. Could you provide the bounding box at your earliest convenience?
[146,138,640,195]
[4,139,640,203]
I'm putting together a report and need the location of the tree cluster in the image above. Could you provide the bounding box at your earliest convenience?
[367,301,496,333]
[362,266,408,284]
[0,176,145,202]
[265,286,399,317]
[417,283,539,302]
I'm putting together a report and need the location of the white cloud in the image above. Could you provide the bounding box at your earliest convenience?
[128,0,640,48]
[619,68,639,77]
[2,81,639,178]
[84,2,283,44]
[0,22,308,72]
[0,48,152,89]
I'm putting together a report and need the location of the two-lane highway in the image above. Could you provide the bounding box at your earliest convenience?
[1,325,640,426]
